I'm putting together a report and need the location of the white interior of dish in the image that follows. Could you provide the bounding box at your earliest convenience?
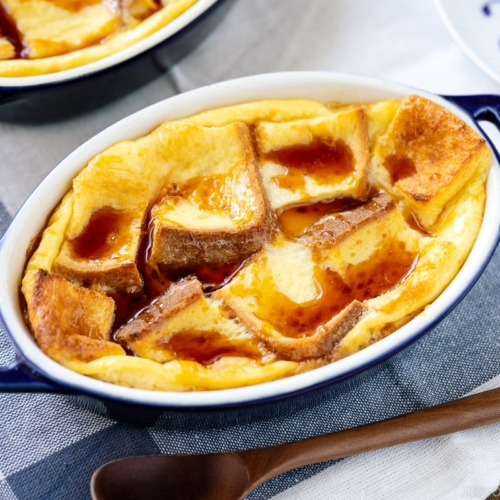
[1,72,499,407]
[0,0,220,88]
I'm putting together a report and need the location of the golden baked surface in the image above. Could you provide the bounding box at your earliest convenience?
[21,96,492,391]
[0,0,197,76]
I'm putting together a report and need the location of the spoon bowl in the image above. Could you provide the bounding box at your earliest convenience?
[91,454,250,500]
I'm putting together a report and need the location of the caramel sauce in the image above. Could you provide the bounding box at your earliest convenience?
[384,154,417,183]
[0,2,27,58]
[112,261,245,333]
[343,240,417,300]
[265,138,355,191]
[405,212,431,235]
[111,200,170,331]
[156,330,261,366]
[255,269,352,339]
[110,199,245,332]
[37,0,103,12]
[110,272,171,333]
[167,261,245,293]
[113,261,246,332]
[278,198,361,238]
[251,240,418,339]
[64,165,416,358]
[160,175,232,214]
[69,206,136,260]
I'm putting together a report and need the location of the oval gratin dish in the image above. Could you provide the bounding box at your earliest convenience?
[1,72,500,426]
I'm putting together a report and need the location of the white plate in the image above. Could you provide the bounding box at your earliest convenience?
[435,0,500,85]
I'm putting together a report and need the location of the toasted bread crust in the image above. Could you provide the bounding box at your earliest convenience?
[153,222,274,269]
[52,254,143,295]
[149,123,275,268]
[27,269,123,364]
[299,193,395,249]
[116,278,203,345]
[115,278,267,364]
[219,299,368,361]
[51,205,144,294]
[371,95,492,228]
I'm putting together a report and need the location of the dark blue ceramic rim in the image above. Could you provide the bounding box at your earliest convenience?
[0,0,225,103]
[1,90,500,410]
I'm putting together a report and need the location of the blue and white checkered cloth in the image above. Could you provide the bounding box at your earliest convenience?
[2,1,500,498]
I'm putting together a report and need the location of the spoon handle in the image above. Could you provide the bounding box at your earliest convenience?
[238,386,500,490]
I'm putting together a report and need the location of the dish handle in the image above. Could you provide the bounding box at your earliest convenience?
[0,359,70,393]
[444,94,500,157]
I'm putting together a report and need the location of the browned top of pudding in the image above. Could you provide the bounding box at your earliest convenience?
[20,96,492,391]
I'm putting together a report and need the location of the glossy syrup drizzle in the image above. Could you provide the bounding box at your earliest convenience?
[110,198,246,333]
[0,2,26,58]
[251,239,418,339]
[111,200,170,331]
[383,154,417,183]
[265,138,355,191]
[159,175,233,214]
[156,329,261,366]
[43,0,103,12]
[405,211,430,235]
[69,206,136,260]
[167,261,246,293]
[278,198,361,238]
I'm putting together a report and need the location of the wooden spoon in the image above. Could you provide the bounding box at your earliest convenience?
[91,386,500,500]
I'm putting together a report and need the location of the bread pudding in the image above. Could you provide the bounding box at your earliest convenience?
[0,0,197,76]
[20,95,492,391]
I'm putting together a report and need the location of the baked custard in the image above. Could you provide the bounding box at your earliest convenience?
[21,95,492,391]
[0,0,197,76]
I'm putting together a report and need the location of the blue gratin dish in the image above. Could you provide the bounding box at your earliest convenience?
[1,72,500,427]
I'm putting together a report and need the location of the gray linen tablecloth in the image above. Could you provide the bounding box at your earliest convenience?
[2,0,500,498]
